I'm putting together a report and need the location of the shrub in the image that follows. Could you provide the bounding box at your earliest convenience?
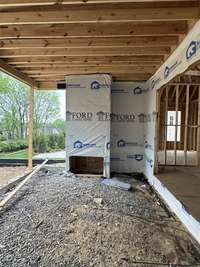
[0,139,28,153]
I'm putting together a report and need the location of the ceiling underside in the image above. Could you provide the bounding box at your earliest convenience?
[0,0,199,89]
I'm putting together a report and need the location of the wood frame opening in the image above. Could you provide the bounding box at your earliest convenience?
[156,84,200,167]
[69,156,104,175]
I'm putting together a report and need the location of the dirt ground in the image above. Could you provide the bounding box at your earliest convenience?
[0,167,200,267]
[0,166,28,188]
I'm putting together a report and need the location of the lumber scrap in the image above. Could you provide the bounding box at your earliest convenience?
[0,159,48,210]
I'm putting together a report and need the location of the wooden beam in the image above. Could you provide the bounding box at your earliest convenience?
[0,47,171,57]
[5,55,164,64]
[0,0,198,7]
[0,22,188,39]
[184,84,189,165]
[164,86,168,165]
[28,86,34,170]
[0,159,48,210]
[174,85,179,165]
[0,57,36,86]
[35,73,151,82]
[20,65,157,74]
[28,70,154,77]
[0,7,198,25]
[15,62,160,68]
[185,70,200,76]
[197,86,200,166]
[0,36,178,49]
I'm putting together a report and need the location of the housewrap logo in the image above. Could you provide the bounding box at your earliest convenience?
[90,81,109,90]
[117,139,139,147]
[66,83,85,89]
[146,157,153,168]
[186,40,200,60]
[164,60,181,79]
[96,111,110,121]
[111,113,135,122]
[127,154,143,161]
[73,140,96,149]
[133,86,143,95]
[66,110,93,121]
[106,142,112,149]
[151,77,161,90]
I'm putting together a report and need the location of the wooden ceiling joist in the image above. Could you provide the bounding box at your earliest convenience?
[20,65,157,74]
[5,55,164,64]
[0,47,171,58]
[0,0,198,8]
[0,6,198,25]
[0,0,198,88]
[0,36,178,49]
[0,58,36,86]
[0,22,188,39]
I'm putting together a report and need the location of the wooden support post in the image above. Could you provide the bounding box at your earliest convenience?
[164,86,168,165]
[28,86,34,170]
[197,86,200,166]
[174,85,179,166]
[154,89,161,174]
[184,85,189,166]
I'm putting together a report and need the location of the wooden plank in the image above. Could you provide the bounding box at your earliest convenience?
[0,22,188,39]
[5,55,164,64]
[36,73,151,84]
[20,65,157,73]
[15,62,160,68]
[0,57,36,86]
[174,85,179,165]
[0,7,198,25]
[164,86,168,165]
[154,88,161,174]
[28,86,34,170]
[29,71,153,78]
[0,36,178,49]
[0,159,48,210]
[184,84,189,165]
[0,47,171,57]
[0,0,197,7]
[197,86,200,166]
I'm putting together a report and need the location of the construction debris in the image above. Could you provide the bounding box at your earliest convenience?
[0,159,48,210]
[93,198,103,205]
[102,178,132,191]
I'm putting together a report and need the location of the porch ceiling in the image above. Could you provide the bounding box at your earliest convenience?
[0,0,199,89]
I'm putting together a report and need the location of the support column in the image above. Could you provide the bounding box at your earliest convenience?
[184,85,189,166]
[197,86,200,166]
[28,86,34,170]
[174,85,179,166]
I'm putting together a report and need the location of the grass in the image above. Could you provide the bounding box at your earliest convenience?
[0,149,36,159]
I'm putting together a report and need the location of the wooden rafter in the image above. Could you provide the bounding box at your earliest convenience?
[0,6,198,25]
[0,0,197,87]
[0,47,171,58]
[0,22,188,39]
[0,36,178,49]
[0,58,36,86]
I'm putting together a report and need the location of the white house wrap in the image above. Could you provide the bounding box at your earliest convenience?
[110,82,146,173]
[65,74,111,178]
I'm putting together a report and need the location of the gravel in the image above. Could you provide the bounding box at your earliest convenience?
[0,167,200,267]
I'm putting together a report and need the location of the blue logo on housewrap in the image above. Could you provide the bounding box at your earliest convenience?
[74,140,96,149]
[164,61,181,79]
[91,81,101,90]
[117,140,126,147]
[127,154,143,161]
[186,41,200,60]
[133,86,142,95]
